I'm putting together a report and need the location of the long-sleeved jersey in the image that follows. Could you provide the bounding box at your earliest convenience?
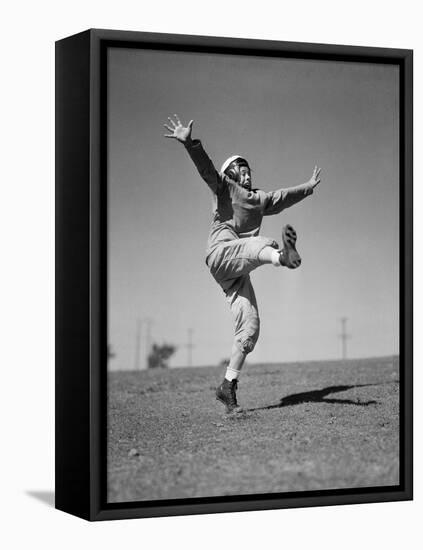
[185,139,314,259]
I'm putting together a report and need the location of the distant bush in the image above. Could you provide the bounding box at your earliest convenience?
[148,343,176,369]
[107,345,115,361]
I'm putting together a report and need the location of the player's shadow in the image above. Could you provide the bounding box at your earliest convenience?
[247,383,379,412]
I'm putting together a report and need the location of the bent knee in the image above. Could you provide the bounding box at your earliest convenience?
[236,317,260,354]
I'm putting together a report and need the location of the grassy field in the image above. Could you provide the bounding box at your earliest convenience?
[107,356,399,503]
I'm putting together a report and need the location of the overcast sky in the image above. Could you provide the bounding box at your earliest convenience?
[107,47,399,370]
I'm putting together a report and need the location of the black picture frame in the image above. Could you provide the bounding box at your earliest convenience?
[55,28,413,521]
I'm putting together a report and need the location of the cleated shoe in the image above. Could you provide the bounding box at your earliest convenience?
[280,224,302,269]
[216,379,242,413]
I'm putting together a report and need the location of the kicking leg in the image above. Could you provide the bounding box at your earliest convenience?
[258,225,302,269]
[208,236,279,289]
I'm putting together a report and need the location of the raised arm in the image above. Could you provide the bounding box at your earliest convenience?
[264,166,321,216]
[164,114,222,194]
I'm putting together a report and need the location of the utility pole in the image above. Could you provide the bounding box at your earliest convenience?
[144,317,153,369]
[186,328,194,367]
[339,317,351,360]
[134,318,142,370]
[134,317,154,370]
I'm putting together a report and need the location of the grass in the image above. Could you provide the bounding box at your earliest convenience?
[107,356,399,503]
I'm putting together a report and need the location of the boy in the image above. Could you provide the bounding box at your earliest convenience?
[164,114,321,413]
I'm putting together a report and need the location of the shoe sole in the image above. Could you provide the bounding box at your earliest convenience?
[281,224,302,269]
[216,395,243,414]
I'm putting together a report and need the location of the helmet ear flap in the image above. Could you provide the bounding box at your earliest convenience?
[225,164,240,182]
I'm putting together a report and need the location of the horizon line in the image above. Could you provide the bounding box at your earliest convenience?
[108,353,399,374]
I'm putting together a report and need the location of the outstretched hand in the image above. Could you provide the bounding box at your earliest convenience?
[309,166,322,189]
[164,114,194,144]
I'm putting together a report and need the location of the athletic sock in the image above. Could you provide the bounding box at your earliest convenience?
[225,367,240,381]
[271,248,282,267]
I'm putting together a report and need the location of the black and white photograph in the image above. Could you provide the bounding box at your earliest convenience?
[3,0,422,542]
[106,45,402,503]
